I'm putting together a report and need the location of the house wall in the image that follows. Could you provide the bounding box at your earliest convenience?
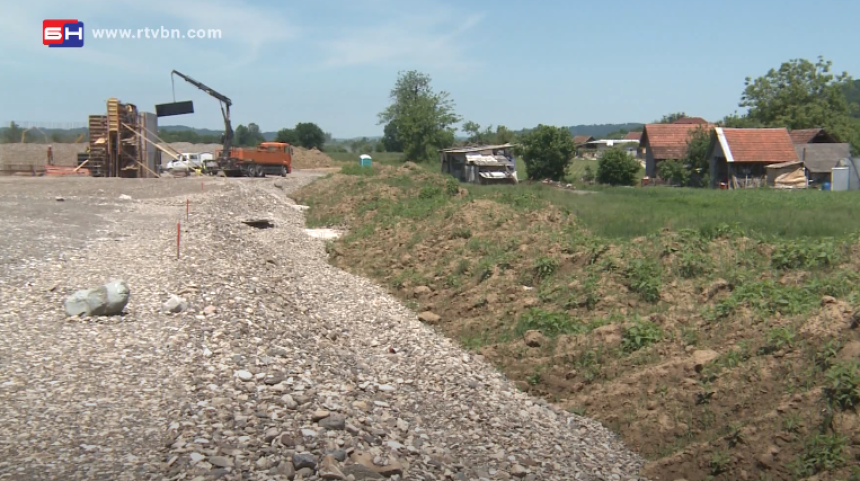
[708,141,727,188]
[645,146,656,177]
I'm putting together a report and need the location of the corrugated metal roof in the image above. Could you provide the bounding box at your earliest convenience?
[439,143,516,153]
[796,143,851,173]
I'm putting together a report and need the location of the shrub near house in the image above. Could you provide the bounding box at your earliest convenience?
[597,148,640,186]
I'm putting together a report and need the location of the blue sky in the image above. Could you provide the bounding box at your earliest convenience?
[2,0,859,138]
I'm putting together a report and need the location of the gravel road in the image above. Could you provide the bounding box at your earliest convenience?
[0,175,645,481]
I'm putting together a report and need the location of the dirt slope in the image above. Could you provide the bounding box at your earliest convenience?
[294,164,860,481]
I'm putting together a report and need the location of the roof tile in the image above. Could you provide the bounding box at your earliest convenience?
[721,128,798,163]
[672,117,708,125]
[641,123,713,159]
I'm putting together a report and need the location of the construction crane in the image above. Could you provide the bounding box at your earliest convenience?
[21,126,48,143]
[169,70,233,169]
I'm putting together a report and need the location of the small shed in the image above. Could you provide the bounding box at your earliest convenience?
[640,123,714,177]
[796,143,851,185]
[439,143,518,185]
[707,127,799,189]
[789,128,839,145]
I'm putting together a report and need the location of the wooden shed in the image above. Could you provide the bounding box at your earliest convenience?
[439,143,518,185]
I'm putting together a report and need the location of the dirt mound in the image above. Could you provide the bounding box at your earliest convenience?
[0,143,87,167]
[292,147,334,169]
[162,142,222,155]
[295,166,860,481]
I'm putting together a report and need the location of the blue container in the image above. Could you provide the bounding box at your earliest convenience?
[823,181,831,191]
[359,155,372,168]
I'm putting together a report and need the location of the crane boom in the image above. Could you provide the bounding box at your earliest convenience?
[170,70,234,164]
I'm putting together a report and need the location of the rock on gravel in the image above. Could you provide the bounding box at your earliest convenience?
[0,175,646,481]
[63,279,130,317]
[161,294,187,313]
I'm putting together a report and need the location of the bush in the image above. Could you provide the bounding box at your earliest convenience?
[823,360,860,411]
[515,308,580,337]
[791,434,848,477]
[656,159,690,186]
[597,148,640,186]
[516,125,576,181]
[625,258,662,303]
[622,320,663,353]
[582,165,595,183]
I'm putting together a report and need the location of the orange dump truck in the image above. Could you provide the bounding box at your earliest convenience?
[216,142,293,177]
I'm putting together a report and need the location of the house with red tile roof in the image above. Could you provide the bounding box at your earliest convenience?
[623,131,642,141]
[640,123,714,177]
[707,127,799,188]
[672,116,709,125]
[788,128,839,144]
[573,135,595,145]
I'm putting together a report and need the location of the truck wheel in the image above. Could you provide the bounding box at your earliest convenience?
[257,165,265,177]
[280,166,287,177]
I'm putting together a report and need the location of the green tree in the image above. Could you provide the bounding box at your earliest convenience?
[275,128,298,144]
[604,128,629,139]
[234,124,250,146]
[295,122,326,150]
[381,121,403,152]
[657,160,689,186]
[495,125,516,144]
[656,112,687,124]
[719,112,763,128]
[1,121,23,143]
[597,148,640,186]
[246,123,266,146]
[740,56,860,152]
[462,121,494,144]
[516,124,576,181]
[682,125,712,187]
[378,70,461,162]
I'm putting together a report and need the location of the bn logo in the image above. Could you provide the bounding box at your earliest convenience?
[43,19,84,47]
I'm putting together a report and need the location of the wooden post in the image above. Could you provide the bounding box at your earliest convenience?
[177,222,181,260]
[186,198,189,221]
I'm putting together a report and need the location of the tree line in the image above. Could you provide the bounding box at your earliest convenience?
[376,55,860,186]
[160,121,330,151]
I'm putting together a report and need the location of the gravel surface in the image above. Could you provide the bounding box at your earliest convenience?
[0,175,646,481]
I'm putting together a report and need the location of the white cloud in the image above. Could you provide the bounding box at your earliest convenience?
[315,5,485,71]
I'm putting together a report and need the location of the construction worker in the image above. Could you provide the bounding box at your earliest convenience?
[47,145,54,166]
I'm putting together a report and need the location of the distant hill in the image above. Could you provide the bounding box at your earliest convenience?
[514,123,644,139]
[160,124,280,141]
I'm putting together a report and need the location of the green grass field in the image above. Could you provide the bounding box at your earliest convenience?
[327,151,406,166]
[325,151,860,239]
[467,182,860,239]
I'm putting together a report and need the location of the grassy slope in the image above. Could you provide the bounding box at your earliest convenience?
[294,161,860,481]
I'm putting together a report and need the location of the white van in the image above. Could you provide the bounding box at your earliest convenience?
[167,152,203,171]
